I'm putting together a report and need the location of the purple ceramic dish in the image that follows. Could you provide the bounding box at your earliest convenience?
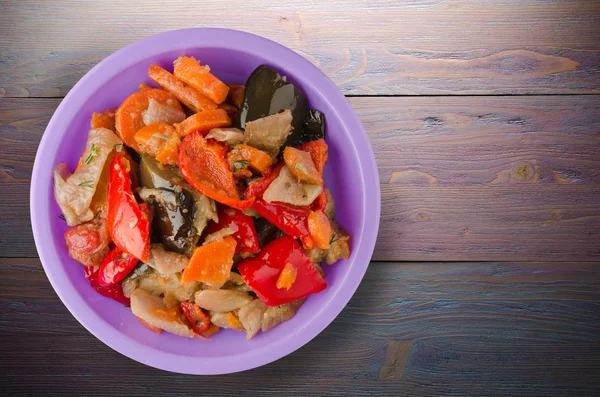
[30,28,380,374]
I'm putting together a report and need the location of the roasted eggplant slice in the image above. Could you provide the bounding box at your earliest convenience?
[238,65,326,150]
[139,155,199,255]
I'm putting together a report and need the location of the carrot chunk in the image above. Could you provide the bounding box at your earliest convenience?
[148,64,217,112]
[174,109,231,137]
[308,210,332,249]
[133,122,176,155]
[91,109,116,131]
[173,56,230,104]
[283,146,323,185]
[181,236,237,287]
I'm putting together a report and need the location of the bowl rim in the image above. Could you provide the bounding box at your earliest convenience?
[30,28,381,374]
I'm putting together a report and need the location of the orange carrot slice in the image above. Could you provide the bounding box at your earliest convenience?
[203,323,220,337]
[227,85,245,109]
[90,109,116,131]
[133,122,176,155]
[276,262,298,290]
[227,144,273,176]
[307,210,332,249]
[155,133,181,166]
[283,146,323,185]
[173,56,230,104]
[174,109,231,137]
[148,64,217,112]
[114,88,182,150]
[181,236,237,286]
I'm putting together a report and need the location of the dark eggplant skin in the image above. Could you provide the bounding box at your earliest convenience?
[237,65,308,134]
[238,65,326,149]
[152,189,196,254]
[139,155,197,254]
[286,109,326,148]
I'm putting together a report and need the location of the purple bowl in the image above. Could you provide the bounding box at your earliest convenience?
[30,28,380,374]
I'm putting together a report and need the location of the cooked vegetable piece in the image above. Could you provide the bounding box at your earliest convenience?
[244,110,293,157]
[54,128,122,226]
[206,207,260,255]
[64,219,111,267]
[218,102,238,119]
[107,154,151,262]
[252,200,311,241]
[254,217,280,248]
[139,155,210,255]
[238,236,326,306]
[181,236,237,287]
[173,56,230,104]
[132,268,198,302]
[91,109,116,131]
[237,299,267,339]
[244,163,283,201]
[325,221,351,264]
[203,227,236,245]
[283,146,323,185]
[142,98,186,126]
[84,265,130,305]
[154,133,181,166]
[307,210,332,249]
[238,66,307,136]
[174,109,231,137]
[130,289,196,338]
[205,128,245,147]
[276,262,298,290]
[290,109,326,148]
[98,247,139,286]
[193,289,253,312]
[298,139,329,210]
[179,131,254,210]
[115,88,182,149]
[262,165,322,206]
[146,244,189,276]
[227,144,273,176]
[180,301,212,335]
[134,122,176,155]
[148,64,217,112]
[261,299,304,332]
[227,84,245,110]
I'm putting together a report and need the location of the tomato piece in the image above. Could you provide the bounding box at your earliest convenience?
[180,301,212,334]
[107,154,151,262]
[238,236,327,306]
[206,207,260,255]
[83,266,130,306]
[97,247,139,287]
[178,131,254,210]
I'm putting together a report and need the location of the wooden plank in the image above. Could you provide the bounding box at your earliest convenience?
[1,258,599,396]
[1,0,600,97]
[2,96,600,260]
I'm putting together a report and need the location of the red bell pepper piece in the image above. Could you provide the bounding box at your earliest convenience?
[179,131,254,210]
[244,162,283,201]
[238,236,327,306]
[107,154,151,262]
[206,207,260,255]
[97,247,139,287]
[252,200,310,240]
[83,265,130,306]
[299,139,329,211]
[180,301,212,334]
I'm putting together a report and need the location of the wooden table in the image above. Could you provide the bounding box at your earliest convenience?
[1,1,600,395]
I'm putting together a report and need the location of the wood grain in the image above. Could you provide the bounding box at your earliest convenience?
[1,258,599,396]
[1,0,600,97]
[2,96,599,261]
